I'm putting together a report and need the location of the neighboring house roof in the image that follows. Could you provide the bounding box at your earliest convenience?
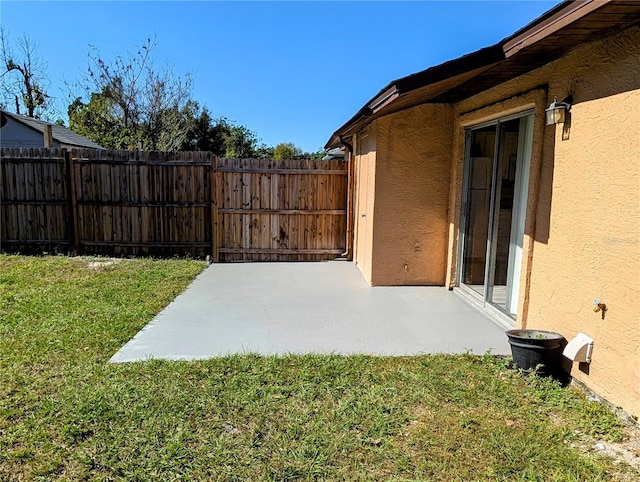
[322,147,345,161]
[1,110,103,149]
[326,0,640,149]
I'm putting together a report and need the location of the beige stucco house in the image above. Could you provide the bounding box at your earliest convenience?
[327,0,640,417]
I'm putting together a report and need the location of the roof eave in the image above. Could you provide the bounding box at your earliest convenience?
[502,0,611,57]
[325,0,629,150]
[324,44,505,149]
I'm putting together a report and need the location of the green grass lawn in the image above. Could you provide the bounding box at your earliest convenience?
[0,255,636,481]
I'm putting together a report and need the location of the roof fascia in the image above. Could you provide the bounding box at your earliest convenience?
[394,44,504,93]
[503,0,607,57]
[324,45,504,149]
[368,87,400,113]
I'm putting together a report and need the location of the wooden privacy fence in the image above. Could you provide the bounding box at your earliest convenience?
[0,148,348,261]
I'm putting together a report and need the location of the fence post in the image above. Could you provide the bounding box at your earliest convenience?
[65,150,79,252]
[210,154,219,262]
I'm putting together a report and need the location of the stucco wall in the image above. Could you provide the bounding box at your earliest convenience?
[369,104,454,285]
[447,25,640,416]
[531,88,640,417]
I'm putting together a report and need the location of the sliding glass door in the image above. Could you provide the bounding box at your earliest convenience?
[459,113,533,318]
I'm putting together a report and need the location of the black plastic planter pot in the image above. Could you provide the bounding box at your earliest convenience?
[505,329,564,375]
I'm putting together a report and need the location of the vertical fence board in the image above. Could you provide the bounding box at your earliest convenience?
[65,152,79,251]
[0,148,68,251]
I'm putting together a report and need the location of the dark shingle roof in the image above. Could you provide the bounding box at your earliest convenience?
[2,110,103,149]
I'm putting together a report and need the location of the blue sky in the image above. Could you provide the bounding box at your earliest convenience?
[2,1,558,152]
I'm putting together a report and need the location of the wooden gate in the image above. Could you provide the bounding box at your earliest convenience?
[213,158,348,261]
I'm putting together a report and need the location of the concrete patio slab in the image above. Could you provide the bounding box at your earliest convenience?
[110,261,511,362]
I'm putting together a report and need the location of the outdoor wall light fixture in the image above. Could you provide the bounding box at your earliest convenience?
[545,96,572,126]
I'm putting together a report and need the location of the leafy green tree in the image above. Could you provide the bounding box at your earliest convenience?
[254,143,274,159]
[180,106,224,153]
[223,124,262,158]
[68,92,134,149]
[152,101,204,152]
[302,148,326,160]
[178,112,251,157]
[273,142,303,160]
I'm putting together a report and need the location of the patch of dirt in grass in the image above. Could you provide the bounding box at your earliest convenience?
[557,411,640,480]
[548,411,564,426]
[571,383,640,476]
[403,405,434,436]
[591,422,640,472]
[86,258,122,270]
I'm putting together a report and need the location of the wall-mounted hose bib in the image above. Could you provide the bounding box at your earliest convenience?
[593,298,608,320]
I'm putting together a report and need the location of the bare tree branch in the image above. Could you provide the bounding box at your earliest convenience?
[0,28,51,118]
[70,36,194,150]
